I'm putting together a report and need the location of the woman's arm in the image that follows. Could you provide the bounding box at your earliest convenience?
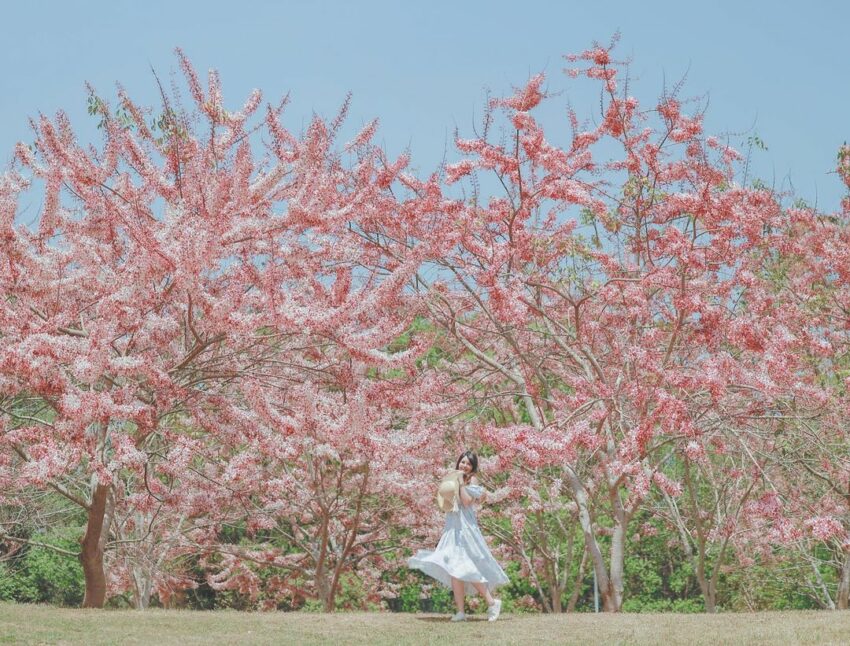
[459,477,486,506]
[458,479,473,506]
[470,476,487,503]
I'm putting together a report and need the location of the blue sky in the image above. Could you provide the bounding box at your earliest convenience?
[2,0,847,210]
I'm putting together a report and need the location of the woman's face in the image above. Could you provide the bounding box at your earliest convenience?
[458,455,473,475]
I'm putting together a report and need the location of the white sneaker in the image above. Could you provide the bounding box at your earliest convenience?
[487,598,502,622]
[450,611,466,622]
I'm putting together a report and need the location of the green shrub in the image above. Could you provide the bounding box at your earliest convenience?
[397,584,421,612]
[0,527,84,606]
[0,562,27,601]
[428,586,454,613]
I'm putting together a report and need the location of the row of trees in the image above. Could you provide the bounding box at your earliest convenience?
[1,40,849,612]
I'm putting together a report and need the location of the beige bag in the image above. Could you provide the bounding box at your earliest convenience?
[436,469,463,512]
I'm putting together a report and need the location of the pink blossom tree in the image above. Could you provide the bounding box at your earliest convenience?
[655,434,768,612]
[474,452,588,613]
[393,39,811,611]
[3,38,846,616]
[200,364,451,612]
[749,179,850,609]
[0,51,430,608]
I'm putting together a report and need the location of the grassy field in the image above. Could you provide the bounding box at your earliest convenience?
[2,603,850,645]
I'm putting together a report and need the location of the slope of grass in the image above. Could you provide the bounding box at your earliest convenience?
[2,603,849,645]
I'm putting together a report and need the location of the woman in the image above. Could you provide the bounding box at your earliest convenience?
[408,450,509,622]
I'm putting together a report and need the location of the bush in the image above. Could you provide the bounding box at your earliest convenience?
[388,580,454,613]
[0,527,84,606]
[0,563,25,601]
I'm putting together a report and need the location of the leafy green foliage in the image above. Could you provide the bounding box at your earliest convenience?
[0,527,84,606]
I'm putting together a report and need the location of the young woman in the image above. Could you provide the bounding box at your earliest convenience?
[408,450,509,622]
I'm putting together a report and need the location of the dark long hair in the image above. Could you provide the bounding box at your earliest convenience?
[456,450,478,483]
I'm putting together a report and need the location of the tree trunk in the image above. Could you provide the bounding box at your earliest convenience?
[550,578,563,613]
[693,555,715,613]
[316,570,336,613]
[605,521,626,612]
[566,545,588,612]
[565,469,625,611]
[132,566,153,610]
[314,554,335,613]
[838,555,850,610]
[703,583,717,613]
[79,483,114,608]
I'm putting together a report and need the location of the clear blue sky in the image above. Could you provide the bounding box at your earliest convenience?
[2,0,847,210]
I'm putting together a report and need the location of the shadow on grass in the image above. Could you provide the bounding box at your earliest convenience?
[415,615,509,623]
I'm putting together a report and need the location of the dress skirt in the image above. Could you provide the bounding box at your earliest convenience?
[408,484,509,595]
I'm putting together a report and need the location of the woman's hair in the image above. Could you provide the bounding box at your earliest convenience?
[456,450,479,474]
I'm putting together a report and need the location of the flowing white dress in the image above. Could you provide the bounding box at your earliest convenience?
[408,483,510,595]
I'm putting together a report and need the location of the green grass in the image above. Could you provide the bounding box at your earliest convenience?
[2,603,850,645]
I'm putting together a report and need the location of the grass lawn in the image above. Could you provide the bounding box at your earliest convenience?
[2,603,849,645]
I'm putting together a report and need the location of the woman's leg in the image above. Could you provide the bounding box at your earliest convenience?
[471,581,495,606]
[451,577,466,613]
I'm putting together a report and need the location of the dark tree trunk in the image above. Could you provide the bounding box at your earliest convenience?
[79,483,113,608]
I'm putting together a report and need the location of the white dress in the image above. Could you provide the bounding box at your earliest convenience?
[408,483,510,595]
